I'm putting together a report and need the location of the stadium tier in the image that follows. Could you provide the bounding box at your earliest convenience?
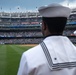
[0,11,76,44]
[0,12,41,25]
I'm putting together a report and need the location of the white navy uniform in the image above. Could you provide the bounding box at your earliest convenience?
[17,36,76,75]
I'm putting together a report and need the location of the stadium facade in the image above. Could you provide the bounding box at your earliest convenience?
[0,10,76,44]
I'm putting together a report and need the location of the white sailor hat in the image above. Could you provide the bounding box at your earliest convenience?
[38,3,71,18]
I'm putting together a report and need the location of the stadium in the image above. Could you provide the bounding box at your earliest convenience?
[0,9,76,75]
[0,11,76,44]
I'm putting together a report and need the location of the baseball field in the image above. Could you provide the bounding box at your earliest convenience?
[0,44,36,75]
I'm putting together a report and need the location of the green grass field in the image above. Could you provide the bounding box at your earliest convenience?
[0,45,33,75]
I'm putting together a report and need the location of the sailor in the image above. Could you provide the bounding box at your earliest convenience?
[17,3,76,75]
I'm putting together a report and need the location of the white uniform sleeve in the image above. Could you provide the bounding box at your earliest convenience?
[17,53,28,75]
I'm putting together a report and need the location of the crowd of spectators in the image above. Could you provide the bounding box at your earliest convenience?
[0,38,43,44]
[0,31,43,37]
[63,29,76,36]
[0,29,75,44]
[0,30,75,38]
[0,17,41,25]
[69,37,76,44]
